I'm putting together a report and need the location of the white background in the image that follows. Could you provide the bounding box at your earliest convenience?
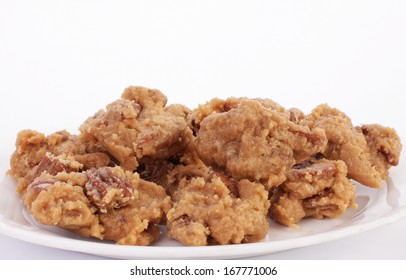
[0,0,406,259]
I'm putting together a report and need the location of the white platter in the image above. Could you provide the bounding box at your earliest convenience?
[1,174,406,259]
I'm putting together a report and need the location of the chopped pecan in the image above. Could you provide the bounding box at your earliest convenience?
[132,102,142,114]
[378,147,398,165]
[222,102,235,112]
[360,126,369,136]
[359,124,401,166]
[303,188,335,208]
[113,99,142,121]
[85,167,133,209]
[27,179,57,194]
[292,160,314,170]
[288,108,304,123]
[34,153,79,178]
[292,160,336,179]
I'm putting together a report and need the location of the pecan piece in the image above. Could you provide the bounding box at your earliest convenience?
[27,179,57,195]
[292,160,336,179]
[34,153,81,178]
[270,159,357,227]
[288,108,304,123]
[222,102,235,112]
[378,148,398,165]
[85,167,134,211]
[292,159,314,170]
[359,124,402,167]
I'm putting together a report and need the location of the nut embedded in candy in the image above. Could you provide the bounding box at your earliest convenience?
[85,167,134,211]
[7,86,402,247]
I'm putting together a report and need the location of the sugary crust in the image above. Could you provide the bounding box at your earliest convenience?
[8,86,402,247]
[195,100,327,187]
[167,175,270,246]
[9,130,110,180]
[22,162,171,245]
[270,158,358,227]
[99,179,172,245]
[80,86,193,171]
[302,104,402,188]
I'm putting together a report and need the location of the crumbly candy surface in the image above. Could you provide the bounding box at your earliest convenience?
[99,178,172,245]
[167,174,270,246]
[302,104,402,188]
[7,86,402,247]
[22,157,171,245]
[24,171,104,239]
[195,100,328,187]
[9,130,110,180]
[15,152,83,195]
[80,86,193,171]
[188,97,287,135]
[270,158,358,227]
